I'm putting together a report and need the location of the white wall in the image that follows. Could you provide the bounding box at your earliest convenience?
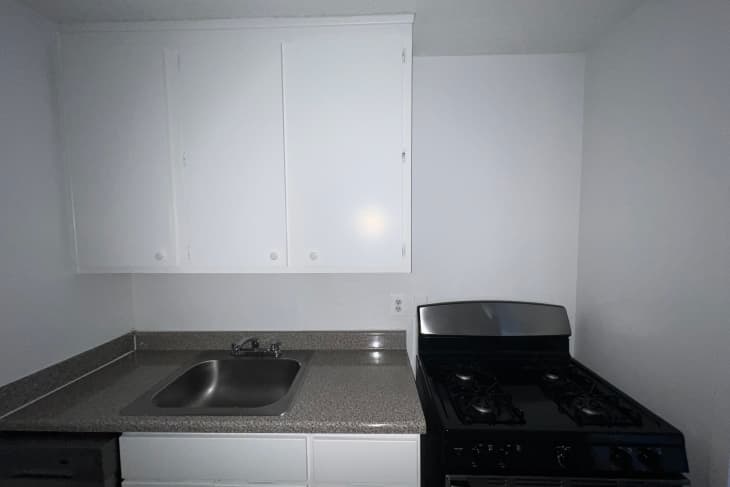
[131,54,585,351]
[0,0,134,386]
[576,1,730,485]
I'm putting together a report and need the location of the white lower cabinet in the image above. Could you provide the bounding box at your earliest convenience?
[124,484,303,487]
[125,484,303,487]
[120,433,419,487]
[311,436,419,486]
[124,483,245,486]
[120,434,306,483]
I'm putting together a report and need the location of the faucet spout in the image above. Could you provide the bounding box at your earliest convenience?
[231,336,259,355]
[230,336,283,358]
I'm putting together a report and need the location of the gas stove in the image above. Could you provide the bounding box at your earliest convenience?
[416,301,690,486]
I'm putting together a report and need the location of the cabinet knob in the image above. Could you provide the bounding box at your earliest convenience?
[154,251,166,262]
[309,251,319,261]
[270,251,279,261]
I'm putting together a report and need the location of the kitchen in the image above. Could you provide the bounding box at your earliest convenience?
[0,0,728,486]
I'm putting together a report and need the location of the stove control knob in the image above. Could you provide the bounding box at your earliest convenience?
[555,445,573,469]
[470,444,484,470]
[637,448,661,469]
[493,447,507,469]
[610,447,633,470]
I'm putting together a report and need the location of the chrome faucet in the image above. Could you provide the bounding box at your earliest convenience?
[231,336,259,356]
[231,336,282,358]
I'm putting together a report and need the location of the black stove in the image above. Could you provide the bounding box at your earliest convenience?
[416,301,690,486]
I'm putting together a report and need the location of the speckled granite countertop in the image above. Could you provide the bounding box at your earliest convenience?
[0,349,425,434]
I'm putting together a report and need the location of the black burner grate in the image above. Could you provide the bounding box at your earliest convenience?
[538,365,643,427]
[437,364,526,425]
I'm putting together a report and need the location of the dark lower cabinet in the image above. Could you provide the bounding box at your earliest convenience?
[0,432,120,487]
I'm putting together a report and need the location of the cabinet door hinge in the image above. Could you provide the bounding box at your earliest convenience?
[402,244,407,257]
[401,151,406,163]
[182,152,188,167]
[186,245,191,262]
[402,48,407,64]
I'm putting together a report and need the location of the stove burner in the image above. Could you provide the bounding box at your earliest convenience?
[457,391,524,425]
[574,396,606,415]
[470,399,496,415]
[465,397,501,424]
[436,362,526,425]
[581,406,602,416]
[539,365,643,427]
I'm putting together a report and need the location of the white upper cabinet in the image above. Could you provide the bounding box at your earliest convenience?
[59,16,412,273]
[283,25,412,272]
[175,33,287,271]
[61,37,179,271]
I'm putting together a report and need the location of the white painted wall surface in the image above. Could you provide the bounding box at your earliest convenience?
[576,1,730,485]
[0,0,133,387]
[131,54,585,356]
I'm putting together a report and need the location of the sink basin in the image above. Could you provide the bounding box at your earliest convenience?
[121,352,311,416]
[153,359,300,408]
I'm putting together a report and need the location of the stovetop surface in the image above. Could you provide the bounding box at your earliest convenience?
[422,354,679,435]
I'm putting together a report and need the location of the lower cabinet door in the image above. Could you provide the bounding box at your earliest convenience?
[124,483,307,487]
[311,436,419,487]
[123,482,219,487]
[120,434,307,483]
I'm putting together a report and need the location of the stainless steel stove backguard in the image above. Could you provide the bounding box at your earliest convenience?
[419,301,572,337]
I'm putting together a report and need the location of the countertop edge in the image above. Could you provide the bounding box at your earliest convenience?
[0,419,426,435]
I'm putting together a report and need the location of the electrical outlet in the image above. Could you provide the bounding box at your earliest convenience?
[391,294,407,316]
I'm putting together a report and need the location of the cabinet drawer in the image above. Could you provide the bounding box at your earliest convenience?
[312,437,418,486]
[120,434,307,483]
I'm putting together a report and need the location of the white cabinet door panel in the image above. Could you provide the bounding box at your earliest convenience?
[124,482,293,486]
[311,437,418,486]
[124,482,217,487]
[60,21,412,274]
[283,28,410,271]
[61,39,179,271]
[120,434,307,483]
[177,35,287,270]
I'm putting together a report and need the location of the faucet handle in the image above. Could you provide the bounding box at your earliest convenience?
[268,341,282,357]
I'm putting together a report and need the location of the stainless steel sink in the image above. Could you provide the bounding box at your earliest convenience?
[121,351,311,416]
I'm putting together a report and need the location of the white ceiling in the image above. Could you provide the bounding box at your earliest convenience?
[19,0,646,55]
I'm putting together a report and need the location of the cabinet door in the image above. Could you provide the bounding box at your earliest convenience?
[124,483,302,487]
[176,34,287,270]
[311,436,419,486]
[119,434,307,483]
[123,483,254,486]
[61,37,179,271]
[124,483,217,487]
[283,26,411,272]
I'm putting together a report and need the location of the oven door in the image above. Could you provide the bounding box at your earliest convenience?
[447,474,690,486]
